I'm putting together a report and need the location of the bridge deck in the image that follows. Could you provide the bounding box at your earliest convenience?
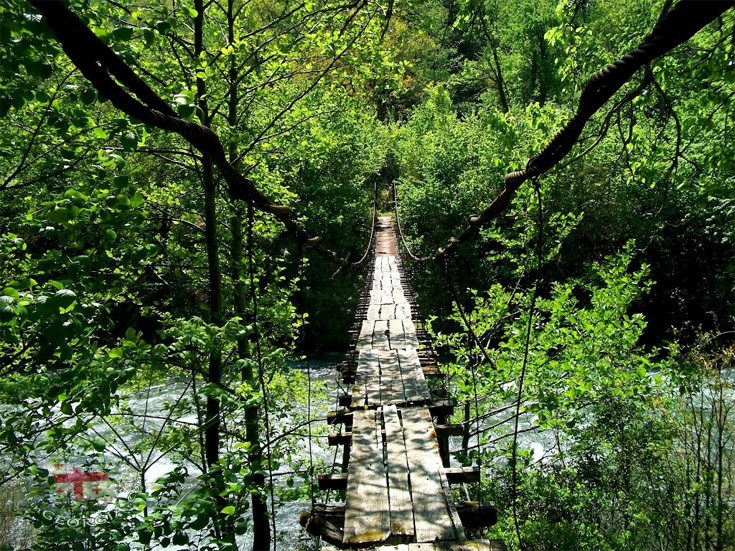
[303,216,502,551]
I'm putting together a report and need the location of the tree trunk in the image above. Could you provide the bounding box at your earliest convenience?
[195,0,232,543]
[227,1,271,548]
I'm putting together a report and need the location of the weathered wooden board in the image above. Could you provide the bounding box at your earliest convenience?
[352,350,379,407]
[373,320,389,349]
[370,290,393,303]
[396,303,412,320]
[389,319,406,349]
[368,304,382,320]
[383,405,415,539]
[366,351,382,406]
[343,409,390,545]
[403,319,420,349]
[397,349,430,402]
[379,349,404,404]
[439,467,466,541]
[397,349,420,402]
[324,217,487,549]
[358,320,374,349]
[323,542,506,551]
[407,347,430,399]
[401,407,456,542]
[380,304,397,320]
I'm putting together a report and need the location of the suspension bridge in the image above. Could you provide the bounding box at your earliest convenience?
[301,216,502,550]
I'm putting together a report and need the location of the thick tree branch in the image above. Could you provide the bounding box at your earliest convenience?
[27,0,348,266]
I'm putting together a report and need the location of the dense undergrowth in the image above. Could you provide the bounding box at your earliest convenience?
[0,0,733,549]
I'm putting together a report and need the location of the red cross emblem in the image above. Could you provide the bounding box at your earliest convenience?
[53,467,108,499]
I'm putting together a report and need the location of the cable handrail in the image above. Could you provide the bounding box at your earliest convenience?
[392,180,432,263]
[352,180,379,267]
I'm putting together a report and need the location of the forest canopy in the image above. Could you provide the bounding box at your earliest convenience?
[0,0,733,550]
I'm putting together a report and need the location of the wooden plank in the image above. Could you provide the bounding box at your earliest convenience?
[323,542,505,551]
[401,407,456,542]
[371,290,393,303]
[352,350,378,407]
[343,409,390,545]
[396,349,420,402]
[318,472,348,490]
[443,467,480,484]
[366,351,382,406]
[396,303,412,320]
[381,277,397,291]
[383,405,414,540]
[357,320,374,350]
[371,291,395,304]
[373,320,389,349]
[380,304,397,320]
[403,319,420,349]
[406,347,430,400]
[379,349,404,404]
[439,467,466,541]
[367,304,381,320]
[397,349,430,403]
[389,319,406,349]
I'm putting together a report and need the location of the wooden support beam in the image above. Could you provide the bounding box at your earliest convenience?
[318,472,348,490]
[442,466,480,484]
[429,400,455,417]
[328,429,386,446]
[436,424,463,438]
[323,426,461,446]
[329,401,454,425]
[302,501,499,546]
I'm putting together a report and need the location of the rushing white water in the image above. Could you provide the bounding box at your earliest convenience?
[35,354,341,551]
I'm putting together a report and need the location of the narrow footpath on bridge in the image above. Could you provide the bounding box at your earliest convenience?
[301,216,503,551]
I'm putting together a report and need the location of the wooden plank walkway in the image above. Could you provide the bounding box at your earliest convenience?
[302,216,502,550]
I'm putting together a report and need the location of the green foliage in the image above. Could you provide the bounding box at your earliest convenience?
[0,0,734,549]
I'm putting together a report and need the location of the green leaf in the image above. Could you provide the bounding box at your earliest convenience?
[120,132,138,151]
[0,303,15,323]
[177,104,195,119]
[112,26,133,41]
[129,191,144,208]
[137,528,152,545]
[80,88,96,105]
[172,532,189,546]
[54,289,77,309]
[2,287,19,299]
[190,513,209,530]
[155,20,171,34]
[221,506,235,515]
[48,207,69,224]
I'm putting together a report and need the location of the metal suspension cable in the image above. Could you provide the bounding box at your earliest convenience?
[297,246,316,509]
[427,0,730,261]
[352,181,379,267]
[392,180,431,263]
